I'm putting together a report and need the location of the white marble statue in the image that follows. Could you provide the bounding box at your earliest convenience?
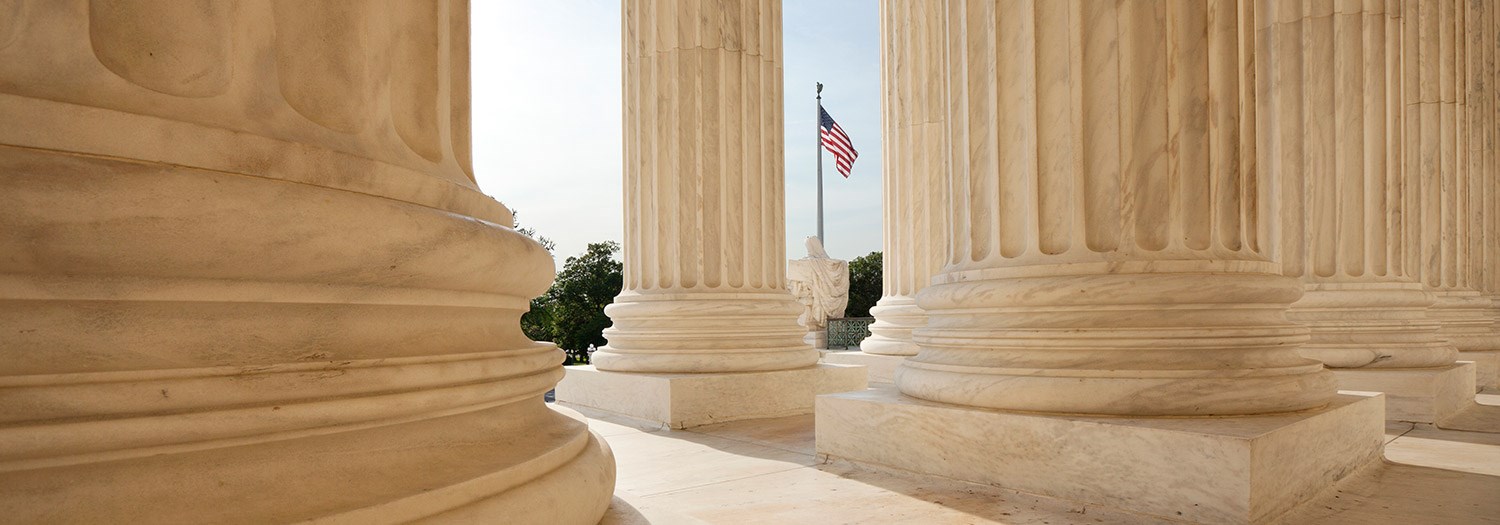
[787,236,850,349]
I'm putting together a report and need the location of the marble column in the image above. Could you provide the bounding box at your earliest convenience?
[589,0,816,374]
[893,0,1336,416]
[556,0,865,428]
[1268,0,1468,423]
[826,0,948,382]
[859,0,948,358]
[818,4,1383,522]
[1487,0,1500,376]
[0,2,614,522]
[1413,0,1500,388]
[1465,0,1500,389]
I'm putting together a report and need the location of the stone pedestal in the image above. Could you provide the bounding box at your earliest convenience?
[558,364,865,429]
[0,2,614,522]
[822,351,908,383]
[817,386,1386,524]
[1329,363,1475,423]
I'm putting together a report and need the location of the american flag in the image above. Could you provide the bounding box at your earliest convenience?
[819,106,858,177]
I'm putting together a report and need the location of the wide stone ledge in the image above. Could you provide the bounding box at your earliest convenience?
[820,351,907,383]
[1329,362,1475,424]
[816,385,1384,524]
[556,364,867,429]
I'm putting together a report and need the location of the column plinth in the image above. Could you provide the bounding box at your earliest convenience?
[0,3,614,522]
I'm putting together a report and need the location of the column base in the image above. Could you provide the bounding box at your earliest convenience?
[816,385,1384,524]
[1328,363,1474,423]
[556,364,867,428]
[1458,351,1500,390]
[0,402,616,524]
[821,351,908,383]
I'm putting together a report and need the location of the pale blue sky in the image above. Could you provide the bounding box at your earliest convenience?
[472,0,883,262]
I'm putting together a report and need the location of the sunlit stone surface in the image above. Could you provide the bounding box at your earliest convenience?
[0,2,613,522]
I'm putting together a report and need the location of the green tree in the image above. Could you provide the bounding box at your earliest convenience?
[545,241,622,362]
[520,295,555,343]
[523,241,622,364]
[845,251,882,318]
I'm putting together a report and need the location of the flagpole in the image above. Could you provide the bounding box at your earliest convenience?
[815,82,824,244]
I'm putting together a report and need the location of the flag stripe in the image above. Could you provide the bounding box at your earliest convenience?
[818,106,858,178]
[822,137,856,158]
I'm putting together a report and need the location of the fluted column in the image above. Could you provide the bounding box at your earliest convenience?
[594,0,818,373]
[1412,0,1500,356]
[895,0,1335,416]
[861,0,948,357]
[1487,0,1500,341]
[0,2,613,522]
[1269,1,1455,369]
[1467,0,1500,353]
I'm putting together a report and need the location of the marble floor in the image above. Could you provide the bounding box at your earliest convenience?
[582,390,1500,524]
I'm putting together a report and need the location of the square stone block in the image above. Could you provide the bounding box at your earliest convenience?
[556,364,867,429]
[1329,363,1475,424]
[820,351,908,383]
[1459,351,1500,390]
[816,385,1385,524]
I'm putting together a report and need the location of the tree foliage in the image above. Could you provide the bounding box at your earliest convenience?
[846,251,882,318]
[522,241,622,364]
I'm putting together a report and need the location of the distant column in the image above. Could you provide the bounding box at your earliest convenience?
[593,0,819,372]
[1270,0,1455,369]
[861,0,948,357]
[1456,0,1500,388]
[1484,0,1500,384]
[1413,0,1500,386]
[895,0,1336,415]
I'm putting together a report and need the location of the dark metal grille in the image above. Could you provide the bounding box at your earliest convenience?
[826,317,874,349]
